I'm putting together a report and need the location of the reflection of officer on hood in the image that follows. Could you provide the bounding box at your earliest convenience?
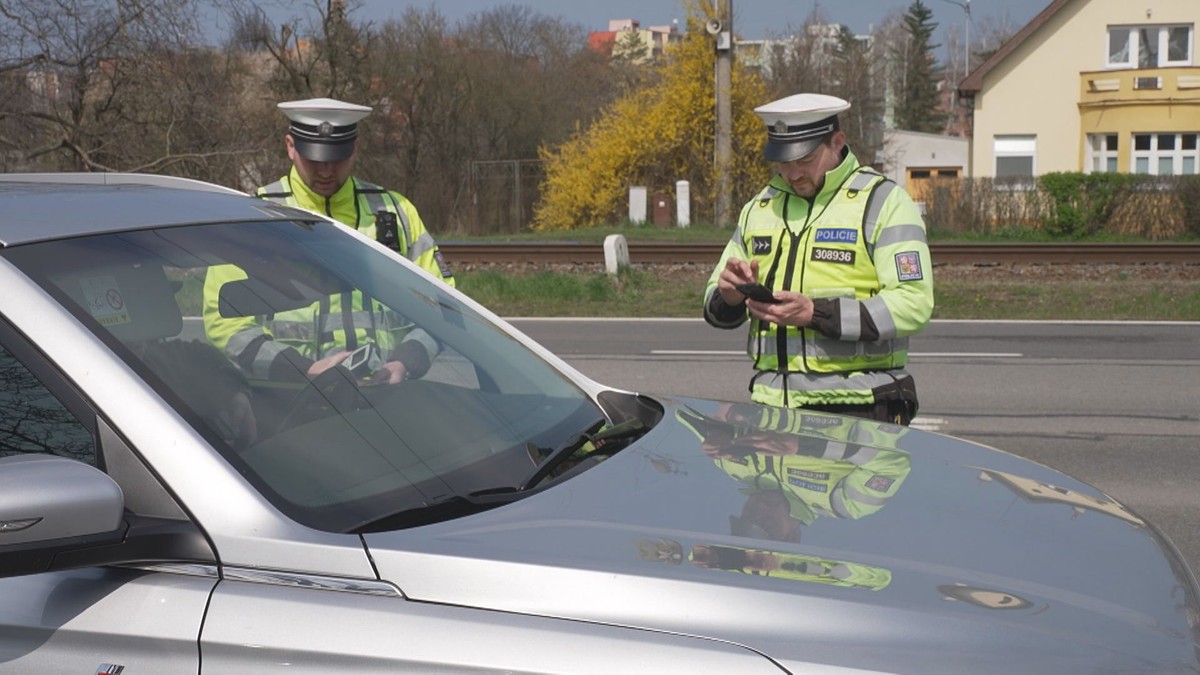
[635,538,891,591]
[691,544,892,591]
[677,404,912,539]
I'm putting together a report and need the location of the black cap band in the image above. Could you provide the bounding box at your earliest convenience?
[288,121,358,144]
[765,114,839,144]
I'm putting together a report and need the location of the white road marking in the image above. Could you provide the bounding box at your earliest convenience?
[911,416,947,432]
[650,350,1024,358]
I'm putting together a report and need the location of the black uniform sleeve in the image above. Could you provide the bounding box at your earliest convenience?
[391,340,432,380]
[809,298,883,342]
[705,291,747,327]
[267,342,316,383]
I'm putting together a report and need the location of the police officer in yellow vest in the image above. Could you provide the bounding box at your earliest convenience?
[705,93,934,425]
[204,98,453,384]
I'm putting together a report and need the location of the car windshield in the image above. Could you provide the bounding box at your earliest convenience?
[3,218,609,532]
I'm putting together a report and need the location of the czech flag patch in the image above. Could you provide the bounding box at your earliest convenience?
[865,475,895,492]
[894,251,924,281]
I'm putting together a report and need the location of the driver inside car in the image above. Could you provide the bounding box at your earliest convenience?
[135,338,259,451]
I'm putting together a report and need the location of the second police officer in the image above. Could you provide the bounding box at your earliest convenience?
[204,98,454,385]
[704,93,935,425]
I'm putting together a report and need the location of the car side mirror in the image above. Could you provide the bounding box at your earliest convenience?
[0,454,217,578]
[0,454,126,577]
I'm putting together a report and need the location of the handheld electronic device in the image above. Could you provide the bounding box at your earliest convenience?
[344,343,383,378]
[735,283,780,304]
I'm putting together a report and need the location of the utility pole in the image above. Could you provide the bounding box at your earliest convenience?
[932,0,972,82]
[713,0,733,227]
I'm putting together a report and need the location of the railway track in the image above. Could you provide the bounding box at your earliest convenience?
[440,241,1200,266]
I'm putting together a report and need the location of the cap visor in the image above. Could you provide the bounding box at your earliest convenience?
[292,138,356,162]
[763,137,825,163]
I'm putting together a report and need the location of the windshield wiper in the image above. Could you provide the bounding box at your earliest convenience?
[518,417,648,491]
[354,418,652,533]
[351,491,518,533]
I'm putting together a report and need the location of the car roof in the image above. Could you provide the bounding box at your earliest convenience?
[0,173,312,246]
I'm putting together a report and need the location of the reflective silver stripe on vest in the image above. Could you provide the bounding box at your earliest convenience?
[863,295,897,340]
[837,298,861,340]
[251,340,290,379]
[822,441,850,460]
[313,311,377,335]
[863,181,897,257]
[845,171,880,193]
[756,186,780,203]
[408,231,437,260]
[844,480,892,506]
[225,327,290,379]
[262,311,377,356]
[731,222,748,255]
[257,179,294,206]
[846,444,880,466]
[754,335,908,360]
[874,223,928,250]
[829,489,854,518]
[753,368,912,394]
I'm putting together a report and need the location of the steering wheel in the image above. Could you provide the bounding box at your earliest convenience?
[275,366,370,433]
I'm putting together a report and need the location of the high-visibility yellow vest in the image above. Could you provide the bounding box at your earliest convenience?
[705,150,934,407]
[256,168,454,287]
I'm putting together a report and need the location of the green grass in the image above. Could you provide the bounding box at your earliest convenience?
[929,278,1200,321]
[461,268,706,317]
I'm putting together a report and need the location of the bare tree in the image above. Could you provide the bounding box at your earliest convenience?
[970,14,1018,63]
[0,351,93,463]
[757,8,885,165]
[764,7,838,99]
[0,0,260,177]
[830,26,885,167]
[360,4,618,232]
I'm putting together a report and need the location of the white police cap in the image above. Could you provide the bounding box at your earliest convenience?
[278,98,372,162]
[754,93,850,162]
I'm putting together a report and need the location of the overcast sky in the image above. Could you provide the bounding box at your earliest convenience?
[333,0,1050,45]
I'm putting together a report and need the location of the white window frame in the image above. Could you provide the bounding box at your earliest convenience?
[1165,25,1194,66]
[1107,24,1194,69]
[994,135,1036,180]
[1086,134,1119,174]
[1130,132,1200,175]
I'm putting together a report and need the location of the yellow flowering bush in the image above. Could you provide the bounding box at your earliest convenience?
[533,15,770,230]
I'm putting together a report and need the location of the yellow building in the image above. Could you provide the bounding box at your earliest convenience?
[959,0,1198,178]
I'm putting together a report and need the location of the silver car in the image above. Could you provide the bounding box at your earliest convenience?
[1,173,1197,674]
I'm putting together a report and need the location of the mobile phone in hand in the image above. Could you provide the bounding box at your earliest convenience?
[735,283,780,304]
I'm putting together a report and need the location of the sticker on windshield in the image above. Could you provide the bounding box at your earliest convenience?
[79,275,131,326]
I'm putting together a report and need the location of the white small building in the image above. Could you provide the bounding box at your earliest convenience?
[880,129,970,195]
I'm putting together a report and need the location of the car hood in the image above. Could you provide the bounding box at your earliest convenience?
[365,396,1200,673]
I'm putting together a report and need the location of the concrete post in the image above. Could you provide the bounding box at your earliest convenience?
[603,234,630,275]
[675,180,691,227]
[629,186,647,224]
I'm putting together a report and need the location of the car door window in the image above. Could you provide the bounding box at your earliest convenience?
[0,341,95,466]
